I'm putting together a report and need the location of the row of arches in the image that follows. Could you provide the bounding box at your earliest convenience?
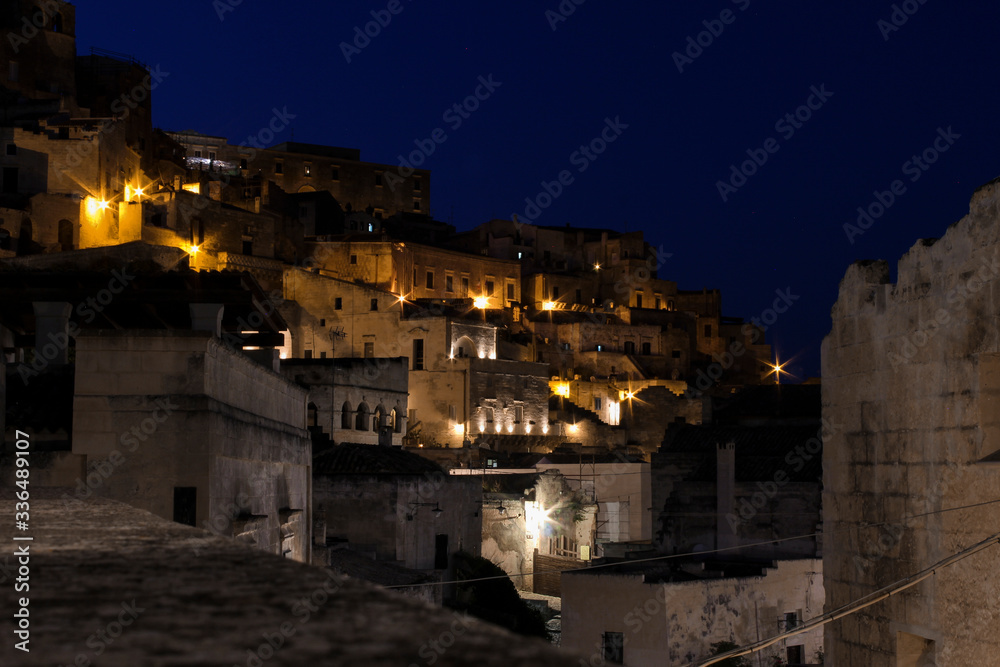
[340,402,401,432]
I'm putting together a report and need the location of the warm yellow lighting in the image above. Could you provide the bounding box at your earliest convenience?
[398,295,406,303]
[135,186,144,199]
[182,183,201,194]
[495,423,502,433]
[554,383,570,398]
[542,424,549,434]
[594,263,601,271]
[453,423,465,435]
[124,185,132,201]
[479,424,485,433]
[525,425,532,434]
[542,301,555,311]
[568,423,579,434]
[507,424,514,433]
[187,245,200,256]
[473,296,489,309]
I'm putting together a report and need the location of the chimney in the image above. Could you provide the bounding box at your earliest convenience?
[716,441,737,550]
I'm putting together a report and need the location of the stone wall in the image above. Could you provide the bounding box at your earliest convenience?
[561,559,824,666]
[822,179,1000,666]
[70,330,312,561]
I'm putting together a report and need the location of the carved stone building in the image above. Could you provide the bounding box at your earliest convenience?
[823,179,1000,666]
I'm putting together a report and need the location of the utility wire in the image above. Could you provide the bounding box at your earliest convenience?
[384,496,1000,590]
[691,529,1000,667]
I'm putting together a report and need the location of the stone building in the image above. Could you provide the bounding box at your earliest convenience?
[166,133,431,218]
[0,264,313,562]
[311,443,481,587]
[280,357,409,448]
[561,558,825,666]
[822,179,1000,666]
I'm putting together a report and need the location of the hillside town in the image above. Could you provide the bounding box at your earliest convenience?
[1,3,998,667]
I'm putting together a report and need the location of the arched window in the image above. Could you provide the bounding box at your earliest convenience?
[307,403,318,428]
[341,402,352,429]
[355,403,370,431]
[454,335,477,359]
[391,408,400,433]
[374,405,386,431]
[52,12,63,33]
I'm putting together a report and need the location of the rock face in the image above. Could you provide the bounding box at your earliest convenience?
[0,489,583,667]
[822,179,1000,666]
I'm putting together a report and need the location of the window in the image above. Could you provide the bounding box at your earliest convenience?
[5,144,15,156]
[668,299,675,310]
[552,285,559,299]
[304,163,312,177]
[194,150,202,158]
[320,351,326,359]
[514,406,523,424]
[355,403,370,430]
[370,298,378,311]
[413,339,424,371]
[486,280,494,296]
[334,297,342,310]
[375,173,383,186]
[414,200,421,211]
[624,341,636,355]
[446,275,453,293]
[7,62,17,83]
[508,283,516,300]
[350,254,357,264]
[331,166,339,180]
[426,271,434,289]
[413,177,422,192]
[52,13,63,32]
[704,324,712,337]
[642,342,651,355]
[240,158,248,170]
[173,488,197,527]
[304,350,312,359]
[655,294,662,309]
[635,293,643,308]
[341,402,352,429]
[364,342,374,358]
[602,632,624,664]
[209,151,216,161]
[275,161,283,174]
[786,645,804,665]
[672,349,681,359]
[594,397,602,411]
[462,277,470,295]
[320,319,326,327]
[242,239,253,255]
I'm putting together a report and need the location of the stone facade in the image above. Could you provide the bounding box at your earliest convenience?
[561,558,824,666]
[70,330,312,562]
[822,179,1000,666]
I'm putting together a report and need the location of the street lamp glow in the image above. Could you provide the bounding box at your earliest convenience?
[542,301,555,311]
[473,296,489,309]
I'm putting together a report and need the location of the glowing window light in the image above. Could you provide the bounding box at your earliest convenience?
[609,401,621,426]
[182,183,201,194]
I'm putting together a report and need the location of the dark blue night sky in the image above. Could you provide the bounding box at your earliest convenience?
[74,0,1000,380]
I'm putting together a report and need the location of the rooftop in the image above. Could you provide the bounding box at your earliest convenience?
[0,489,581,666]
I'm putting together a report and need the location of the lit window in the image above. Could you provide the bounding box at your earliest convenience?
[304,163,312,177]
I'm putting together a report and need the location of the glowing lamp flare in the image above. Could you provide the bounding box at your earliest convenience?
[473,296,489,309]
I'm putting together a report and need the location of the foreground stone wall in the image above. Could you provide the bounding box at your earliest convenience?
[822,179,1000,665]
[0,490,581,667]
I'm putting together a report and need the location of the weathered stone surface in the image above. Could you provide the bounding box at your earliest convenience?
[0,490,582,666]
[823,179,1000,665]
